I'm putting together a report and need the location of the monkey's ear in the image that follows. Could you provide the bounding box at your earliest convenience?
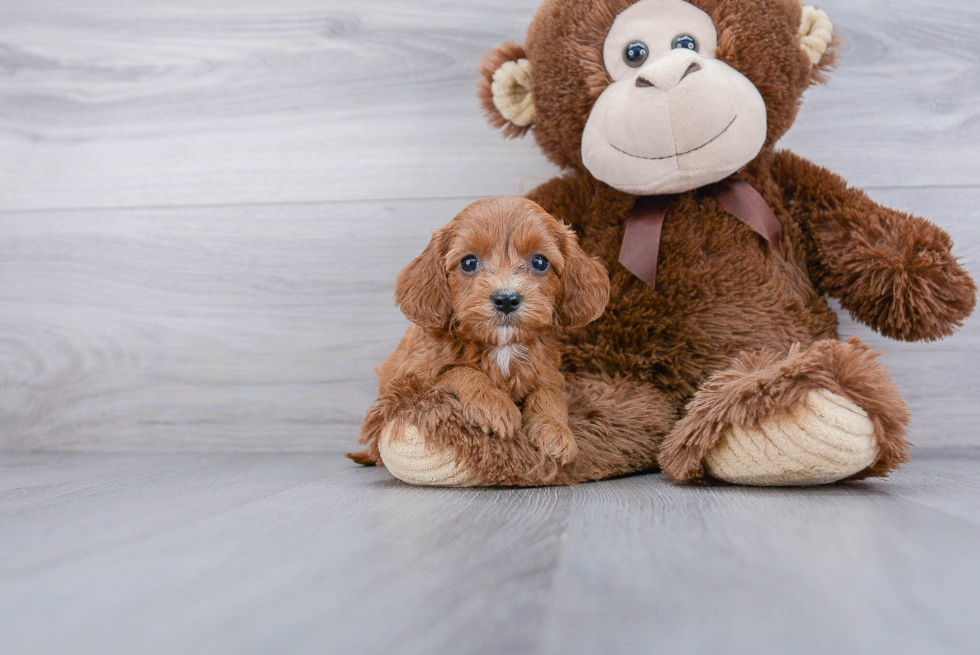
[478,42,535,139]
[799,5,837,83]
[556,225,610,329]
[394,228,452,329]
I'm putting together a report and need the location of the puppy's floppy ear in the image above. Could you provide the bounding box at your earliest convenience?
[478,42,534,139]
[557,224,610,329]
[395,228,452,328]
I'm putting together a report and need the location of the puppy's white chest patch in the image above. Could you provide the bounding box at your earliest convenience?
[491,344,528,377]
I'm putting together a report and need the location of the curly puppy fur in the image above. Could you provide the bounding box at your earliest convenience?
[349,197,610,471]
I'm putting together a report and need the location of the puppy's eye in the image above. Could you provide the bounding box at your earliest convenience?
[459,255,479,273]
[530,254,549,272]
[623,41,648,67]
[672,35,697,51]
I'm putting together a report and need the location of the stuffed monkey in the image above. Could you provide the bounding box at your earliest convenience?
[362,0,976,487]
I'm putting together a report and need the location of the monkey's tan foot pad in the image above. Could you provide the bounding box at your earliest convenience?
[704,389,878,486]
[377,422,482,487]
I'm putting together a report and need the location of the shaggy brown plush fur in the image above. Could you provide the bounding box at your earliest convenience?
[658,337,911,482]
[364,0,975,486]
[477,42,532,140]
[772,151,977,341]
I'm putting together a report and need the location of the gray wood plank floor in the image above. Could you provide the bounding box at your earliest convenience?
[2,449,979,654]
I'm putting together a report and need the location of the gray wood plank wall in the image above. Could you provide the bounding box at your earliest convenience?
[1,0,978,452]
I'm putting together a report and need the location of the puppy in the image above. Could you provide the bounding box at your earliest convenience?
[349,196,610,467]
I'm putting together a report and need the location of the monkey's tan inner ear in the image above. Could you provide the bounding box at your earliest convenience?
[799,5,833,65]
[491,59,535,127]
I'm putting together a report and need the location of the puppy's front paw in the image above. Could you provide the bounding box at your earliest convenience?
[527,419,578,465]
[461,392,522,439]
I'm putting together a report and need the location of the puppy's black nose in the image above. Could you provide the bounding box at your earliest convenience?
[491,289,522,315]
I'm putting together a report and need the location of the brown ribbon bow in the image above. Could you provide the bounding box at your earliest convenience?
[618,178,782,289]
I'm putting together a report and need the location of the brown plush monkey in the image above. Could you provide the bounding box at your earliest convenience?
[364,0,976,487]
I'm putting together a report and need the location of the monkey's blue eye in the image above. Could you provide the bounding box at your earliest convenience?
[460,255,479,273]
[530,254,549,272]
[623,41,648,67]
[672,35,697,51]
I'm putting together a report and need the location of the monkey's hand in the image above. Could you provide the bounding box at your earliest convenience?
[773,150,976,341]
[822,220,976,341]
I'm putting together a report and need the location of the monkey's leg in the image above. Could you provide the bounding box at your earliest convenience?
[658,337,911,486]
[375,375,677,487]
[554,375,676,484]
[374,382,547,487]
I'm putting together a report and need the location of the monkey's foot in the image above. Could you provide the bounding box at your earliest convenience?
[703,389,877,486]
[659,338,911,486]
[378,421,481,487]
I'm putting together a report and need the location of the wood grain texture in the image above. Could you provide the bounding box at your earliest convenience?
[0,0,556,211]
[1,449,979,654]
[540,450,980,655]
[1,0,979,211]
[0,198,465,451]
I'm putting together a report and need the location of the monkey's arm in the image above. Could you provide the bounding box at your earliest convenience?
[771,150,975,341]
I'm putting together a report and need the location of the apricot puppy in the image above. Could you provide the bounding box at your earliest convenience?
[350,196,610,467]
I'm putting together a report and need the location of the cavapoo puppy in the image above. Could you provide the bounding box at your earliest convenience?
[349,196,610,468]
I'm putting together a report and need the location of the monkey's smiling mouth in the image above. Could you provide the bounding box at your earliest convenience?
[611,115,738,161]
